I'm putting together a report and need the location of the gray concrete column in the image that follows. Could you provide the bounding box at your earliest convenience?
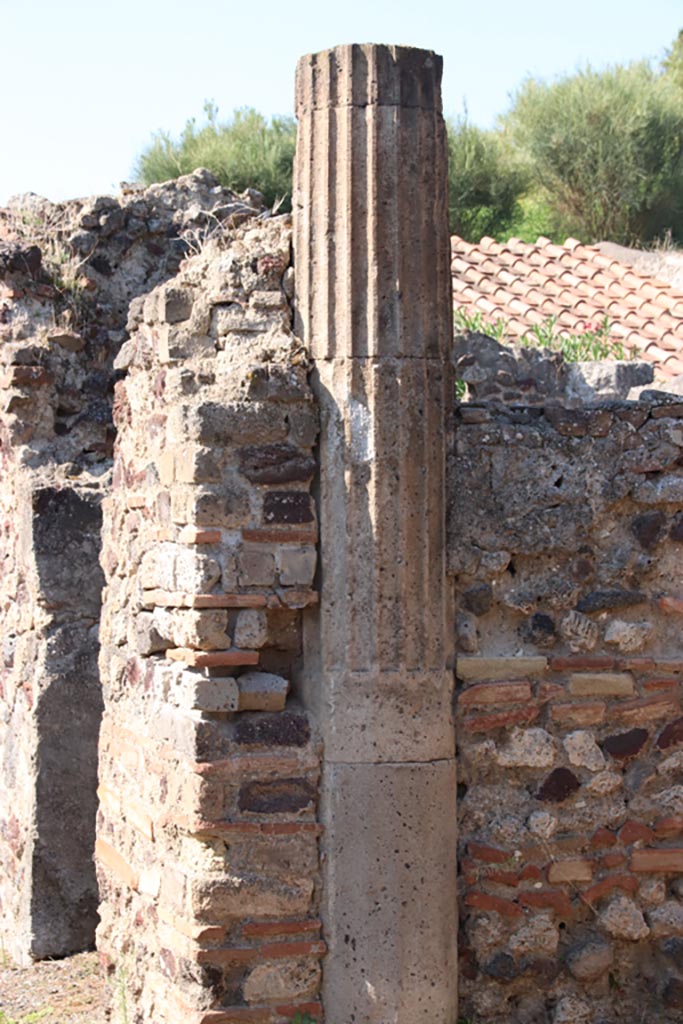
[294,44,457,1024]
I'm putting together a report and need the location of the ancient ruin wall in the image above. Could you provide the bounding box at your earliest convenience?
[95,215,324,1023]
[0,245,109,962]
[451,380,683,1022]
[0,171,262,963]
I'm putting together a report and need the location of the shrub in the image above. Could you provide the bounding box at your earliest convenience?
[454,308,628,361]
[135,104,297,210]
[503,62,683,244]
[447,115,527,240]
[663,29,683,93]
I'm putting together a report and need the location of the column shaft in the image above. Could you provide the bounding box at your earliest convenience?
[294,43,457,1024]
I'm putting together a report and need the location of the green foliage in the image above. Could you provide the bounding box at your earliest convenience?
[135,104,297,210]
[503,62,683,245]
[291,1014,317,1024]
[663,30,683,92]
[454,306,507,342]
[503,190,565,244]
[521,315,627,361]
[454,307,628,361]
[447,115,527,240]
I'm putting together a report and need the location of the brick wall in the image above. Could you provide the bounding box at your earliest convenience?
[0,170,261,964]
[95,215,324,1023]
[452,393,683,1022]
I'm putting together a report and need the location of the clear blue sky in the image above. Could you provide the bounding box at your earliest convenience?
[3,0,681,204]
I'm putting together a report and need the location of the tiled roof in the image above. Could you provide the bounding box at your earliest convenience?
[451,235,683,382]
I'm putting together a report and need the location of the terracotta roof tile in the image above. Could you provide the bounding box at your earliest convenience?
[451,234,683,382]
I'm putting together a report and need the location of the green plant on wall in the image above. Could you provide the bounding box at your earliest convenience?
[454,307,629,362]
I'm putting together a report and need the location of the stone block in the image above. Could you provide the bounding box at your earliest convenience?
[157,326,214,363]
[235,547,275,588]
[647,900,683,937]
[321,761,457,1024]
[233,609,269,649]
[196,401,288,446]
[160,286,194,324]
[243,959,321,1004]
[569,672,634,697]
[235,711,310,748]
[175,446,222,484]
[598,895,649,940]
[237,671,289,712]
[276,545,317,587]
[239,443,316,484]
[496,727,555,768]
[168,671,239,713]
[563,730,605,771]
[167,609,232,650]
[263,491,315,526]
[189,486,251,529]
[456,656,547,681]
[238,778,316,814]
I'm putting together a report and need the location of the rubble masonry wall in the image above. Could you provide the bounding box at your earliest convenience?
[452,389,683,1023]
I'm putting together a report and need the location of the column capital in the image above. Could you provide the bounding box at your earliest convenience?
[295,43,443,115]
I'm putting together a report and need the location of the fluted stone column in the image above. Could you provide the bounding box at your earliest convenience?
[294,45,457,1023]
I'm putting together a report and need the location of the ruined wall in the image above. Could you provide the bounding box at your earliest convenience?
[452,377,683,1022]
[0,171,262,963]
[95,215,324,1024]
[0,244,109,962]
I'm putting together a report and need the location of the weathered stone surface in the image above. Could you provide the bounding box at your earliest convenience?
[243,959,321,1003]
[527,810,558,838]
[566,937,614,980]
[547,858,593,883]
[237,671,289,712]
[576,590,646,613]
[463,582,493,616]
[483,951,518,980]
[664,977,683,1009]
[537,768,581,803]
[602,728,649,759]
[456,611,479,652]
[236,711,311,747]
[647,901,683,937]
[263,490,315,525]
[569,672,635,697]
[563,730,606,771]
[496,727,556,768]
[658,717,683,749]
[604,619,654,653]
[631,510,667,550]
[509,916,559,956]
[553,994,592,1024]
[233,608,269,649]
[457,656,547,681]
[599,896,650,940]
[238,778,317,814]
[521,612,557,647]
[559,609,599,651]
[321,761,457,1024]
